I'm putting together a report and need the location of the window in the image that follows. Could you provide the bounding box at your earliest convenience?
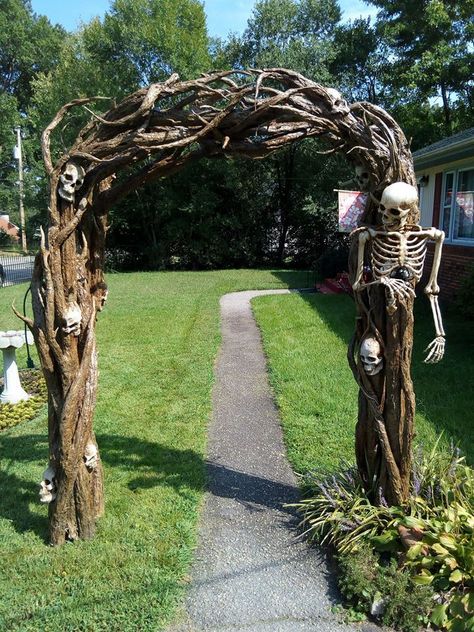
[442,168,474,244]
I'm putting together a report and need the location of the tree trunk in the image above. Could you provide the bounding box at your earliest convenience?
[30,193,107,545]
[348,195,417,506]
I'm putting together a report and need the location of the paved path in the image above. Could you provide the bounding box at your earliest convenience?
[171,290,376,632]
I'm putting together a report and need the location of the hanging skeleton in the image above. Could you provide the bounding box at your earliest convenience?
[352,182,445,364]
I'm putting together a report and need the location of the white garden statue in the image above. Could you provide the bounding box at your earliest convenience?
[0,330,34,404]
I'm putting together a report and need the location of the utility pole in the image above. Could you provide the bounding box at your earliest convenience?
[14,126,27,252]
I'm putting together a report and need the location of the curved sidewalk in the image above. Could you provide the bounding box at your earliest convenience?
[171,290,376,632]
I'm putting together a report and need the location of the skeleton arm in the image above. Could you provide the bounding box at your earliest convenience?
[351,228,371,292]
[422,228,446,364]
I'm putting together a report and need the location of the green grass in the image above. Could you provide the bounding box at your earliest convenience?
[252,292,474,474]
[0,269,312,632]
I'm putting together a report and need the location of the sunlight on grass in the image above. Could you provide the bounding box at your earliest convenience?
[0,269,310,631]
[253,292,474,475]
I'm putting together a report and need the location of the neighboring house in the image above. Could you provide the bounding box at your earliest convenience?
[413,128,474,298]
[0,214,20,242]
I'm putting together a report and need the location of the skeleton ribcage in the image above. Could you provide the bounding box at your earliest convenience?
[371,232,428,282]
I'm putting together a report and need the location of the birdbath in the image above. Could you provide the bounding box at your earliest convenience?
[0,330,34,404]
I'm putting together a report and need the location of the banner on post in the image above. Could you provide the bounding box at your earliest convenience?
[336,190,367,233]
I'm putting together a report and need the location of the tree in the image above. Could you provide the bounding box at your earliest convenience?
[214,0,346,265]
[0,1,65,232]
[330,18,387,104]
[0,0,66,111]
[368,0,474,133]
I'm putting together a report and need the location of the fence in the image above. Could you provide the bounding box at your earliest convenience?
[0,255,35,288]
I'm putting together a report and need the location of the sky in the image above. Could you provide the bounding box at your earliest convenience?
[30,0,377,38]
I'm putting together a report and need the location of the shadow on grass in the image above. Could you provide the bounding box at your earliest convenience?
[0,433,49,540]
[270,271,474,462]
[1,432,299,539]
[270,269,317,289]
[100,434,299,516]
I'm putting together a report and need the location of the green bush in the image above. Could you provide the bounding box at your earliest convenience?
[293,442,474,631]
[315,237,350,279]
[455,265,474,320]
[0,370,46,430]
[338,544,433,632]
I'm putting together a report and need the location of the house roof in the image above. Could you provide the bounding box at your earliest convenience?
[413,127,474,170]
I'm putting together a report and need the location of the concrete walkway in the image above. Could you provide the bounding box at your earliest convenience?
[171,290,376,632]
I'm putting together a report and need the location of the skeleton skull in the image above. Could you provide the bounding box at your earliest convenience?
[58,162,85,202]
[355,165,371,192]
[84,443,98,470]
[39,466,57,504]
[380,182,418,230]
[360,336,383,375]
[93,282,109,312]
[326,88,350,116]
[62,302,82,336]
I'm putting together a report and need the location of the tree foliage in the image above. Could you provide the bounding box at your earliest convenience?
[0,0,473,259]
[367,0,474,132]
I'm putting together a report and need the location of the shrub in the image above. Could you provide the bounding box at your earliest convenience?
[454,265,474,320]
[0,370,47,430]
[293,442,474,631]
[338,544,433,632]
[315,237,350,279]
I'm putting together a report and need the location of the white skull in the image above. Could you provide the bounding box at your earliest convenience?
[62,302,82,336]
[39,466,57,504]
[360,337,383,376]
[355,165,371,192]
[84,443,98,470]
[380,182,418,230]
[58,162,85,202]
[326,88,350,116]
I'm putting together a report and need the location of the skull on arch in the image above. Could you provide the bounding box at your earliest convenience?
[355,165,371,192]
[61,301,82,336]
[84,443,98,470]
[326,88,350,116]
[360,336,383,376]
[58,162,85,202]
[379,182,418,231]
[39,466,57,504]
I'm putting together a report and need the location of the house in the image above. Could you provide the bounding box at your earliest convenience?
[0,214,20,242]
[413,127,474,298]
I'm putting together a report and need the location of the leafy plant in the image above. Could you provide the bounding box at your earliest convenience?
[454,265,474,320]
[338,544,433,632]
[294,464,396,553]
[293,441,474,631]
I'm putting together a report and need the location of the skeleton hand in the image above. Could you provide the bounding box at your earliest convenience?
[379,277,415,313]
[380,277,415,300]
[424,336,445,364]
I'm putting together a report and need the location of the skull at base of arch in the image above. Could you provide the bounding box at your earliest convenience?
[379,182,418,231]
[39,466,57,504]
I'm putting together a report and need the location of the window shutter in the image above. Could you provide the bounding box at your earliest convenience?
[432,172,443,228]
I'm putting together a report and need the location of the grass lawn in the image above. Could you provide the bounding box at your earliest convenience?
[252,291,474,476]
[0,269,311,632]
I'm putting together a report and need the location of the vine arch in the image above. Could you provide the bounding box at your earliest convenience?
[24,68,420,545]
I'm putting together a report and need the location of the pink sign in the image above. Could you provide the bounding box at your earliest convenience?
[337,190,367,232]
